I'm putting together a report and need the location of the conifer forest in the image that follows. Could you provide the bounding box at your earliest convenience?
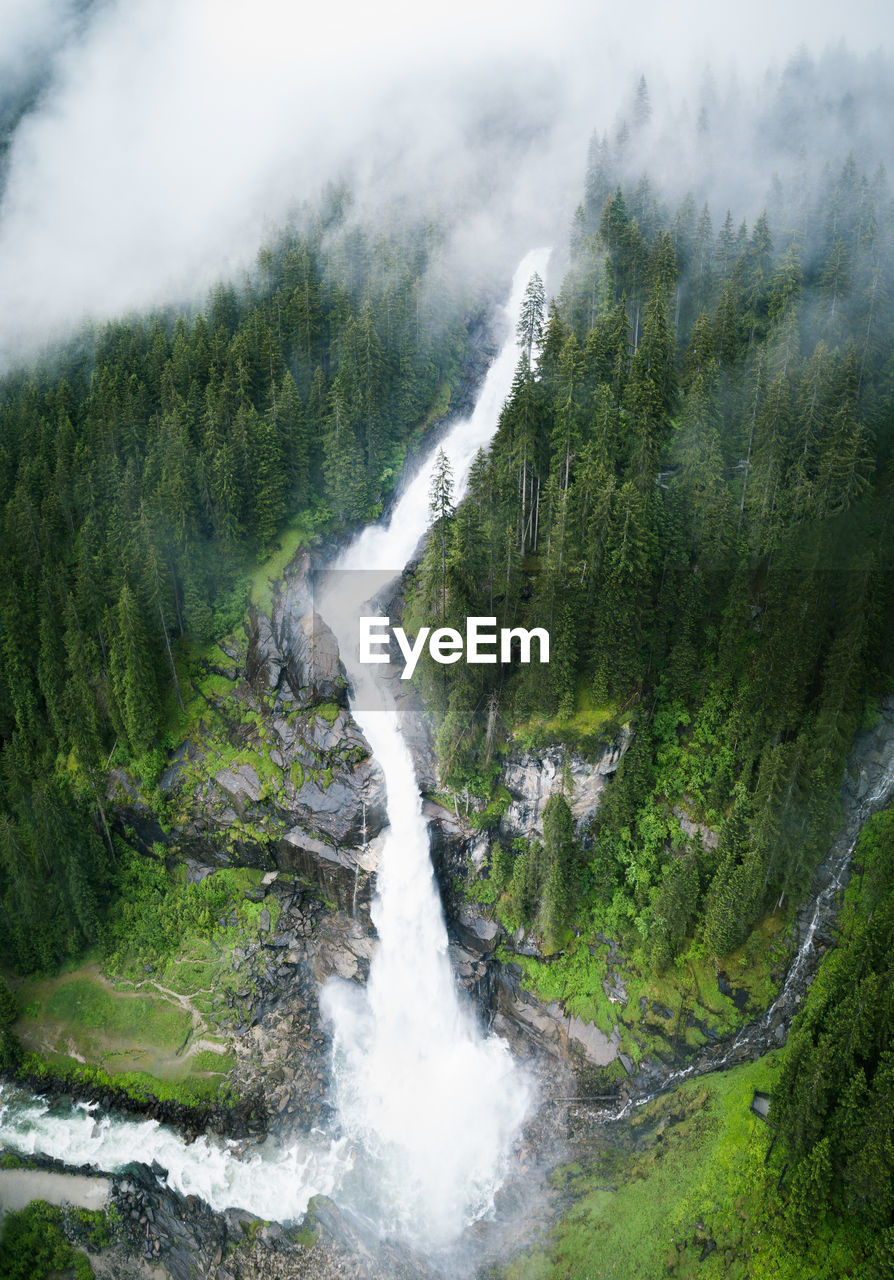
[0,11,892,1280]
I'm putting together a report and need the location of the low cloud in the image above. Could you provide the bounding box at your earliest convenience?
[0,0,889,365]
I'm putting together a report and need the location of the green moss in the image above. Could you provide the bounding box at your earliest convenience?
[290,760,305,790]
[198,672,236,700]
[464,876,499,906]
[289,1224,317,1249]
[499,903,791,1069]
[513,683,619,755]
[239,893,280,933]
[504,942,619,1041]
[249,510,321,617]
[503,1051,876,1280]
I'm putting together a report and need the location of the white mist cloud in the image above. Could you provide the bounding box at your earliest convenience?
[0,0,890,364]
[0,0,77,86]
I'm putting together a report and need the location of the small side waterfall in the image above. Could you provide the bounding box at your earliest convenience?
[583,697,894,1120]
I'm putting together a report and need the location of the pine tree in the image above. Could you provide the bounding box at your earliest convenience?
[428,448,454,622]
[109,582,161,757]
[322,380,367,520]
[517,274,546,369]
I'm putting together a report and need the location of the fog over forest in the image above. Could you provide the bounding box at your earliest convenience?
[2,3,894,1277]
[0,0,890,365]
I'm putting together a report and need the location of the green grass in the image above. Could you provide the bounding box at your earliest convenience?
[19,1051,236,1108]
[13,964,193,1062]
[512,682,620,754]
[505,1057,778,1280]
[249,510,318,616]
[42,978,191,1047]
[6,861,285,1108]
[190,1048,237,1074]
[503,1051,875,1280]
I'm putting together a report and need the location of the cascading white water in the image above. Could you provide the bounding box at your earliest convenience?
[0,1087,349,1219]
[0,249,550,1248]
[316,247,552,1247]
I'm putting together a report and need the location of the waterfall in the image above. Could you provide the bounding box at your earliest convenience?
[316,247,551,1246]
[0,249,550,1249]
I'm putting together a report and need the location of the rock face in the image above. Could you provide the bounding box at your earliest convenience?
[492,965,622,1070]
[226,878,384,1132]
[108,1161,382,1280]
[672,802,719,851]
[499,731,632,839]
[108,549,391,910]
[248,550,344,709]
[418,732,636,1069]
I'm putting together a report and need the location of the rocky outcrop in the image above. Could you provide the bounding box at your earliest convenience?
[109,1162,376,1280]
[248,551,345,709]
[499,731,632,840]
[222,876,388,1131]
[108,563,390,907]
[492,966,624,1071]
[671,802,719,851]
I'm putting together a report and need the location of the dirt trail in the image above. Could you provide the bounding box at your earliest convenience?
[12,962,232,1082]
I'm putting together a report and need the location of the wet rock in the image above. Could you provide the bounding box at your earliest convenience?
[453,903,500,952]
[214,763,263,804]
[251,551,345,709]
[184,857,214,885]
[277,828,378,914]
[566,1015,619,1066]
[602,972,628,1005]
[492,970,620,1068]
[246,613,282,691]
[308,914,377,984]
[310,713,345,752]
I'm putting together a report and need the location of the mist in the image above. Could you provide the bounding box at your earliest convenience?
[0,0,890,366]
